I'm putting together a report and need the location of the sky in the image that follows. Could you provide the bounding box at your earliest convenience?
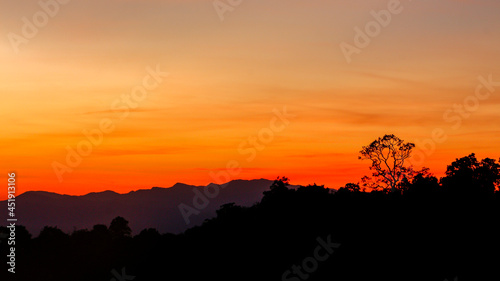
[1,0,500,199]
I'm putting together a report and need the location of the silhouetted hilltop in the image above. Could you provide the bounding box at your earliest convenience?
[82,190,120,200]
[1,152,499,281]
[0,179,274,236]
[2,168,499,281]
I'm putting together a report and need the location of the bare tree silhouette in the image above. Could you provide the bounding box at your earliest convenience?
[359,134,415,192]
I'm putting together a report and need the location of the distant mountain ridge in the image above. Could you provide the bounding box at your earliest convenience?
[1,179,275,236]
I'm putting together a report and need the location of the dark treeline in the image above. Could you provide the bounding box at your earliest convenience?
[1,153,500,281]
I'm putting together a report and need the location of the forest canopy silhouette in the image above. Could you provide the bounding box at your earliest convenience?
[1,135,499,281]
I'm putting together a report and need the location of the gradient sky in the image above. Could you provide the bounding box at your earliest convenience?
[1,0,500,199]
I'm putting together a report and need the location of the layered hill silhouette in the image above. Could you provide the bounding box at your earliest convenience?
[1,150,499,281]
[0,179,277,235]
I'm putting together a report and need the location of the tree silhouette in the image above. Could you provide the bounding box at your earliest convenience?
[37,226,68,242]
[216,202,244,219]
[297,183,330,195]
[261,176,294,206]
[441,153,500,196]
[359,134,415,193]
[401,167,440,197]
[135,228,161,246]
[337,183,361,195]
[109,216,132,238]
[262,176,290,197]
[478,157,500,193]
[91,224,109,235]
[270,176,289,190]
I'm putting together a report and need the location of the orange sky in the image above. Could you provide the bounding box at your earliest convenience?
[1,0,500,200]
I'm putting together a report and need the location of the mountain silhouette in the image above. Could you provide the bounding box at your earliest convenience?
[0,179,275,235]
[2,150,498,281]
